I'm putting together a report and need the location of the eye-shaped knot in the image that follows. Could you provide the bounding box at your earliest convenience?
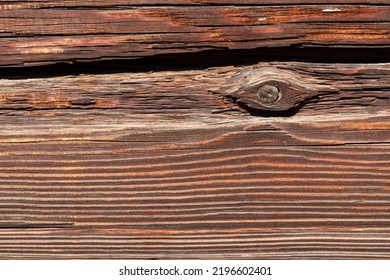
[220,66,335,112]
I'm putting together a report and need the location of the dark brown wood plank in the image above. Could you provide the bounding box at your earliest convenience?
[0,1,389,260]
[1,62,388,115]
[2,0,389,8]
[0,110,388,259]
[2,229,390,259]
[0,5,389,67]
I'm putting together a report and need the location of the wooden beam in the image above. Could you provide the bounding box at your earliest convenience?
[0,5,389,66]
[2,0,389,7]
[0,110,388,259]
[1,62,388,115]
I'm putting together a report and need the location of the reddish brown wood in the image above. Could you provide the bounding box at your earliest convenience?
[1,0,389,8]
[0,73,388,259]
[0,5,389,66]
[0,0,389,260]
[0,62,388,114]
[3,229,390,259]
[0,110,389,259]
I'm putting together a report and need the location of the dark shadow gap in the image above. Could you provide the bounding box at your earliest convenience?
[1,46,390,79]
[236,100,303,118]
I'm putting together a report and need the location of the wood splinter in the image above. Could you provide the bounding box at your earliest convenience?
[221,67,337,111]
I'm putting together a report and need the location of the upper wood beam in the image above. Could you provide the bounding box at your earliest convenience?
[0,5,389,67]
[1,1,389,8]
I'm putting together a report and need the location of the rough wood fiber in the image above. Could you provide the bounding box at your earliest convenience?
[0,0,389,260]
[3,229,390,259]
[2,0,389,7]
[0,62,389,115]
[0,4,389,66]
[0,51,389,260]
[0,110,389,259]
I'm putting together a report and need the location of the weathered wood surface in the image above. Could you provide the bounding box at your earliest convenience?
[0,3,389,66]
[0,48,389,260]
[0,62,389,115]
[0,109,389,259]
[0,0,389,260]
[3,0,390,7]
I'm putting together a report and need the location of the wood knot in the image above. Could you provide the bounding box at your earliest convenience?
[256,83,281,105]
[221,66,335,112]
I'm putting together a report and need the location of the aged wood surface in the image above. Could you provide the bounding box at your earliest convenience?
[0,84,388,259]
[0,110,389,259]
[3,0,390,7]
[0,3,389,66]
[0,62,389,115]
[0,0,389,260]
[0,49,389,260]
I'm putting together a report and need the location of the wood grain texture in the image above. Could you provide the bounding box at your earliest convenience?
[0,72,388,259]
[0,4,389,66]
[0,110,389,259]
[2,0,390,8]
[0,62,388,115]
[0,0,389,260]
